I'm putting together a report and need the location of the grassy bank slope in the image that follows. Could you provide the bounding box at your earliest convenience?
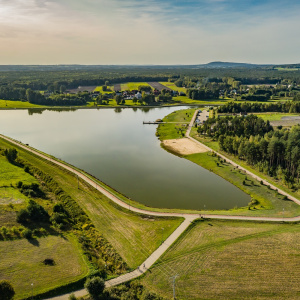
[186,152,300,217]
[142,220,300,299]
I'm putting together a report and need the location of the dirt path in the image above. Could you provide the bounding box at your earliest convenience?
[1,122,300,299]
[186,110,300,207]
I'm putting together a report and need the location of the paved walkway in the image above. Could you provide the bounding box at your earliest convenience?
[186,110,300,207]
[1,113,300,299]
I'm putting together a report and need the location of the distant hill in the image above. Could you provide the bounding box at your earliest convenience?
[0,62,299,72]
[191,61,270,69]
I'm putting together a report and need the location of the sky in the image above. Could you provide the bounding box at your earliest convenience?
[0,0,299,65]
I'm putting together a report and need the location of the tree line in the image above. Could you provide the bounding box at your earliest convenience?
[198,114,300,187]
[217,100,300,114]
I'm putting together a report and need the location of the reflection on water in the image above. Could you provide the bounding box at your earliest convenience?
[0,107,249,210]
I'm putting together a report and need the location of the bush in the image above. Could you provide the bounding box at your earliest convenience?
[26,200,50,222]
[0,280,15,300]
[69,293,77,300]
[22,228,33,239]
[84,277,105,300]
[50,212,66,225]
[17,209,30,223]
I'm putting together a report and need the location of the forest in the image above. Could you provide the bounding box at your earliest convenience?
[0,65,299,105]
[218,97,300,114]
[197,115,300,187]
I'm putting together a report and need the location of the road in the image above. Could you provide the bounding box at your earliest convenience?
[187,110,300,207]
[1,112,300,299]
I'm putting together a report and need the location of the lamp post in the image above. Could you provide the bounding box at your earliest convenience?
[161,227,164,244]
[31,283,33,299]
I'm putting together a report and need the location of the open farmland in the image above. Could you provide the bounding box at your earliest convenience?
[159,82,187,93]
[113,83,122,91]
[142,220,300,299]
[125,82,152,91]
[147,82,172,91]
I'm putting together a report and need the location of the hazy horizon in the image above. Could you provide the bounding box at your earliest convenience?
[0,0,299,65]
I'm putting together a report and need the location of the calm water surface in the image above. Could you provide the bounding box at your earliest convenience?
[0,107,249,210]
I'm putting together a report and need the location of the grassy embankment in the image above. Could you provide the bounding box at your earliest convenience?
[142,219,300,299]
[0,151,91,299]
[157,109,300,217]
[0,137,183,271]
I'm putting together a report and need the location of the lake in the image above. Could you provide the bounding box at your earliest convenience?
[0,107,249,210]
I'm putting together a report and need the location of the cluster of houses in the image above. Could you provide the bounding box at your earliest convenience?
[90,88,181,101]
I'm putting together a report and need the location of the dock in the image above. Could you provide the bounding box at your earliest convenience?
[143,121,163,124]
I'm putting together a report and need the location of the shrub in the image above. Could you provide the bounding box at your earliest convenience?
[0,280,15,300]
[26,200,50,222]
[17,209,30,223]
[84,277,105,300]
[22,228,32,239]
[69,293,77,300]
[50,212,66,225]
[43,258,55,266]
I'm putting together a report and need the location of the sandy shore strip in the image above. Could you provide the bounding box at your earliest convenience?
[162,138,208,155]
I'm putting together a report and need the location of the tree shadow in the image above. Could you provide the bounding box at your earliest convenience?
[27,237,40,247]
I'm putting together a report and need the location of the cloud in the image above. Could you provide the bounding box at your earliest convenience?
[0,0,299,64]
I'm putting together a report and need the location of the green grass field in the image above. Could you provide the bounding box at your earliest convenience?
[0,155,38,205]
[0,100,44,109]
[0,235,89,299]
[142,220,300,299]
[159,82,187,93]
[124,82,152,91]
[0,137,183,269]
[157,108,195,140]
[94,86,114,93]
[253,112,300,121]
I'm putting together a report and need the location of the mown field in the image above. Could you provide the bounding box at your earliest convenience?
[159,82,186,93]
[120,82,152,91]
[0,235,89,300]
[142,220,300,299]
[0,137,183,270]
[253,112,300,121]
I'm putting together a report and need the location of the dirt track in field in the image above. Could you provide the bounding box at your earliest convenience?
[113,83,121,91]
